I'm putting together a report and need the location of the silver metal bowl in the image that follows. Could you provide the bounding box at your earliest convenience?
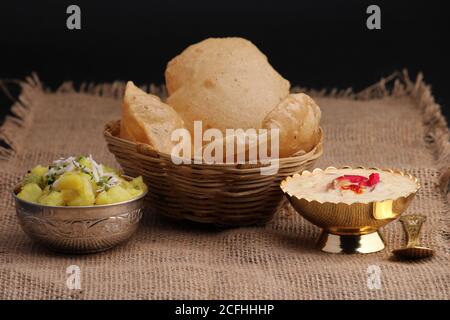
[12,177,147,254]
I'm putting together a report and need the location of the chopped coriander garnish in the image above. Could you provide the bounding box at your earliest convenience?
[44,155,120,192]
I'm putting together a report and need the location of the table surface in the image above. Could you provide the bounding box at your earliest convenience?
[2,77,448,299]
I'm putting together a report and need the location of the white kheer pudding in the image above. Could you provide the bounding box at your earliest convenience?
[283,168,418,204]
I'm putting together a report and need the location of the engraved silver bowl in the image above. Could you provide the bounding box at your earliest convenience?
[12,176,147,254]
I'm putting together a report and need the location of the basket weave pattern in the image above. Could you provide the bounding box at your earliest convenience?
[104,120,323,226]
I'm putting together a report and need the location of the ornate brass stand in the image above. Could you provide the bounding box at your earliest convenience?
[318,231,385,254]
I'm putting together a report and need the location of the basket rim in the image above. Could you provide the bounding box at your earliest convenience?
[104,120,323,169]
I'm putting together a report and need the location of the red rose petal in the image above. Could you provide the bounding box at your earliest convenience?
[335,175,368,184]
[364,173,380,187]
[332,173,380,194]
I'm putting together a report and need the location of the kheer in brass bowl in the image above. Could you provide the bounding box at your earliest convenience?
[280,166,420,254]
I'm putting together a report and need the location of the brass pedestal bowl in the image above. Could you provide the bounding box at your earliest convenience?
[280,167,420,254]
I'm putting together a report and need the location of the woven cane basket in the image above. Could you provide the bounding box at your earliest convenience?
[104,120,323,226]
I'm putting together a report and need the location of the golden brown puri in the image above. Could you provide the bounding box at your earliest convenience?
[165,37,290,134]
[198,92,321,160]
[262,93,321,157]
[196,131,271,163]
[120,37,321,159]
[120,81,185,154]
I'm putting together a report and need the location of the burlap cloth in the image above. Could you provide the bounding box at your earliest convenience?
[0,71,449,300]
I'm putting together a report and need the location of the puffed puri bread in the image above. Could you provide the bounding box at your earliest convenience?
[120,81,185,154]
[262,93,321,158]
[198,93,321,161]
[165,37,291,134]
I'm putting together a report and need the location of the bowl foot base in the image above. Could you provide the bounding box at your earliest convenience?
[317,230,385,254]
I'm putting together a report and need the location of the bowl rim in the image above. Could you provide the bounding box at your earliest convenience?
[12,174,148,209]
[280,166,421,206]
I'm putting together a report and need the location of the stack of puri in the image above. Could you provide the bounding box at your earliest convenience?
[120,37,321,161]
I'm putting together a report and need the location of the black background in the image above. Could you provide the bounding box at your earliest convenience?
[0,300,445,318]
[0,0,449,123]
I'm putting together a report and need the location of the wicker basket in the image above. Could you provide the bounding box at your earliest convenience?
[104,120,323,226]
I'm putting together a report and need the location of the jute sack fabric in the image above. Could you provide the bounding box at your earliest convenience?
[0,72,449,299]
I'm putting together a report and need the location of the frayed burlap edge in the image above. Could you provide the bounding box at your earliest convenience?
[0,73,44,160]
[1,70,449,194]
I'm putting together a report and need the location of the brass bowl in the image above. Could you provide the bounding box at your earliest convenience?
[280,166,420,254]
[12,176,147,254]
